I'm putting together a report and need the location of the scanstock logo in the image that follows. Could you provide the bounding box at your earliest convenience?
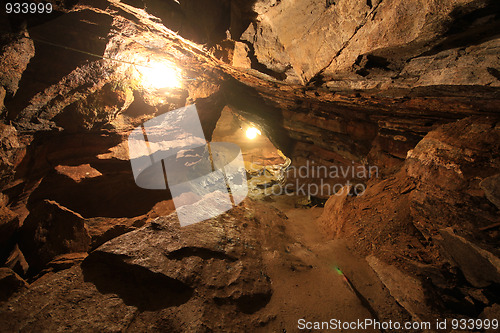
[127,105,248,226]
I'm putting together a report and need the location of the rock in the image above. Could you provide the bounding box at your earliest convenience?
[0,202,287,331]
[45,252,88,272]
[85,216,148,249]
[366,255,432,322]
[480,174,500,210]
[479,303,500,333]
[317,185,351,238]
[239,0,499,89]
[18,200,91,274]
[0,205,19,262]
[83,209,273,313]
[0,267,28,302]
[0,86,5,116]
[0,124,23,189]
[439,228,500,288]
[232,41,252,69]
[241,0,370,84]
[0,31,35,95]
[4,244,29,277]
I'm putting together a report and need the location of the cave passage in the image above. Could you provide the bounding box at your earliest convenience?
[0,0,499,331]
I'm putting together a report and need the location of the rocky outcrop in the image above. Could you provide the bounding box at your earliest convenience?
[0,202,298,331]
[0,31,34,97]
[0,124,24,189]
[0,267,28,302]
[439,227,500,288]
[319,117,500,316]
[234,0,500,89]
[18,200,91,274]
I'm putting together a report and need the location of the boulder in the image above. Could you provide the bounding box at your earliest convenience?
[0,32,35,95]
[318,185,351,238]
[18,200,91,274]
[480,174,500,210]
[4,244,29,277]
[83,209,273,313]
[439,228,500,288]
[0,267,28,302]
[367,255,432,322]
[232,41,252,69]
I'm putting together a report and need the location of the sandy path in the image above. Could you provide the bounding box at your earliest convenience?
[251,196,385,332]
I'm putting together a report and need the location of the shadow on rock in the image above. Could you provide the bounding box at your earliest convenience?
[81,251,193,311]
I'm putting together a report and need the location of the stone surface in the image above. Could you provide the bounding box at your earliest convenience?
[235,0,500,89]
[0,267,28,302]
[0,1,499,329]
[318,117,500,313]
[0,201,329,332]
[318,185,351,238]
[480,174,500,210]
[4,244,29,277]
[0,31,35,95]
[367,255,431,322]
[18,200,91,274]
[45,252,88,272]
[232,41,252,69]
[0,124,23,189]
[439,228,500,288]
[480,303,500,333]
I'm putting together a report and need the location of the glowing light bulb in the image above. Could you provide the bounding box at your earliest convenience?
[138,61,182,90]
[246,127,261,140]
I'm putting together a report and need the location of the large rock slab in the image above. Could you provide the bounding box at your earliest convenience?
[439,228,500,288]
[83,209,273,314]
[0,202,291,332]
[366,255,432,322]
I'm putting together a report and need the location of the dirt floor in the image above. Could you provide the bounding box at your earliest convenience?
[252,195,411,332]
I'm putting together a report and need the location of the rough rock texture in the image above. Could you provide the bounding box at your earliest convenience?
[18,200,91,274]
[320,116,500,256]
[439,227,500,288]
[4,244,29,276]
[0,201,349,332]
[319,117,500,316]
[235,0,500,88]
[481,173,500,209]
[367,255,431,322]
[0,267,28,302]
[0,31,35,96]
[0,124,24,189]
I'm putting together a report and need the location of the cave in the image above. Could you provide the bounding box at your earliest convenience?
[0,0,499,331]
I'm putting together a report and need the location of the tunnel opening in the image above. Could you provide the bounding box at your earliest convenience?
[211,106,291,200]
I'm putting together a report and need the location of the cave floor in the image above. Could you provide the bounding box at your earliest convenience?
[250,195,410,331]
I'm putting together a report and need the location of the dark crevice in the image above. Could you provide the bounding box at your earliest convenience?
[166,247,237,262]
[487,67,500,81]
[82,252,193,311]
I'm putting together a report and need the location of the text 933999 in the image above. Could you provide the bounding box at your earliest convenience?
[5,2,53,14]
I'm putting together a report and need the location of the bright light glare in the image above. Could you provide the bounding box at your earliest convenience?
[137,61,182,90]
[246,127,261,140]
